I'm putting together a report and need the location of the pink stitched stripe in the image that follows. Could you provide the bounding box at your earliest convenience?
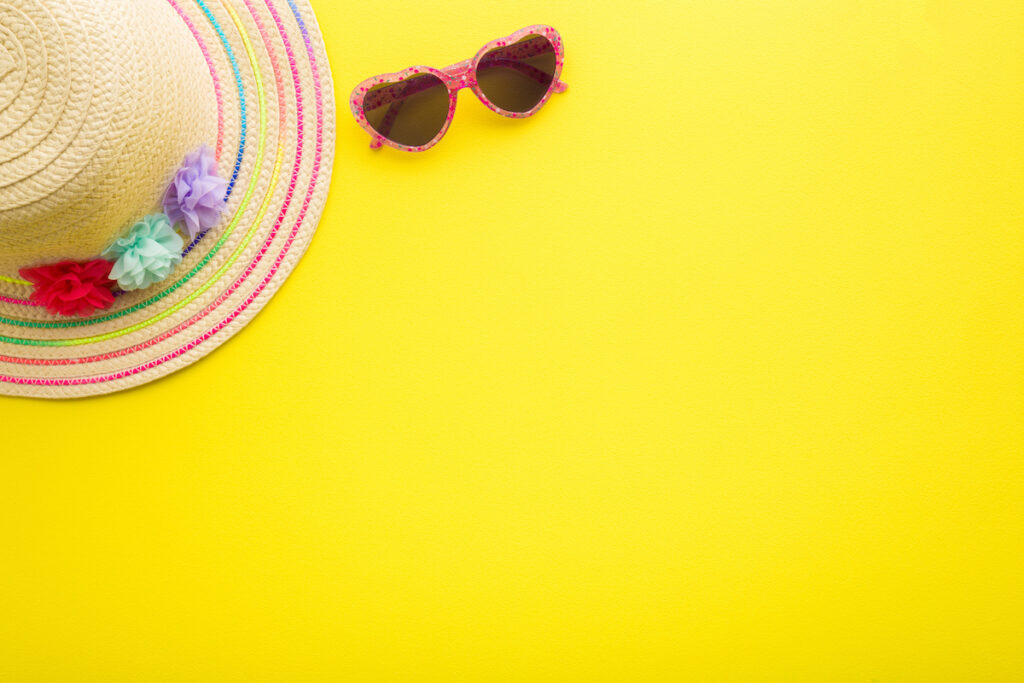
[0,295,32,306]
[167,0,226,161]
[0,0,326,383]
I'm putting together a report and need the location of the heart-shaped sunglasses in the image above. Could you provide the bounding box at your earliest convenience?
[350,25,567,152]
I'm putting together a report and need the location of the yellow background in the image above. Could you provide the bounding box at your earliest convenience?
[2,0,1023,680]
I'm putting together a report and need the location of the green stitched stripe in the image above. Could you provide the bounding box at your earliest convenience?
[0,275,32,286]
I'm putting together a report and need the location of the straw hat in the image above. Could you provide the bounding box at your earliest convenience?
[0,0,335,397]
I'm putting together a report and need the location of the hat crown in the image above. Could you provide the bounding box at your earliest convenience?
[0,0,217,272]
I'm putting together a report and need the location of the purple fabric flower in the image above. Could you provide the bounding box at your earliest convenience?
[162,145,228,240]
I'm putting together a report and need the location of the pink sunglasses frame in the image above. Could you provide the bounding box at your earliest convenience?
[349,25,567,152]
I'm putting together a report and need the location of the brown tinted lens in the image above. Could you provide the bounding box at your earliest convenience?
[475,35,556,114]
[362,73,450,147]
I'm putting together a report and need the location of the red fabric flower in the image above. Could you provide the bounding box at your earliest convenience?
[19,259,117,317]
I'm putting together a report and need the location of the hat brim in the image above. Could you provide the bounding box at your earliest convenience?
[0,0,335,398]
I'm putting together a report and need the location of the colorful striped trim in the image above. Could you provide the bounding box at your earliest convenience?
[167,0,244,260]
[0,0,262,334]
[0,0,327,383]
[0,0,249,306]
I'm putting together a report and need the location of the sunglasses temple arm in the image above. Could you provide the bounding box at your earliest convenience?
[367,99,407,149]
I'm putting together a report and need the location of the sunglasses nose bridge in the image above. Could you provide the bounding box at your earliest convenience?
[442,59,477,91]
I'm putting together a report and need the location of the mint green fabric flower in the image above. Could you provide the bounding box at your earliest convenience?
[103,214,184,291]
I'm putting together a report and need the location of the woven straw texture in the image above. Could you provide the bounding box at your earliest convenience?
[0,0,336,398]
